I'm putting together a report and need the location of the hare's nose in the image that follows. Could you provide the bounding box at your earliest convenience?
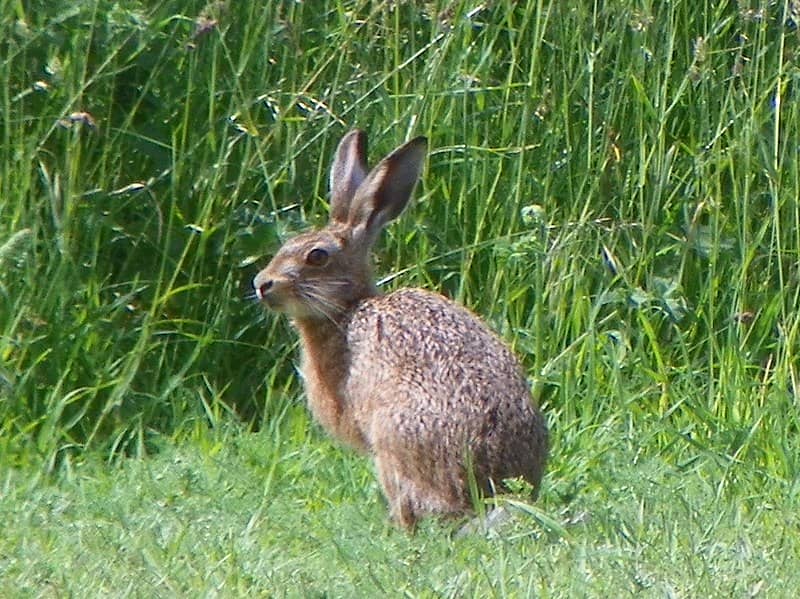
[253,273,274,301]
[255,280,272,300]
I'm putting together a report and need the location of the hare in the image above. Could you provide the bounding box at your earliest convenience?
[253,130,548,528]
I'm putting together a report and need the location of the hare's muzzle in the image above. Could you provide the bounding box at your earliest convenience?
[254,270,302,318]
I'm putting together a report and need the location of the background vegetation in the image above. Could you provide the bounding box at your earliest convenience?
[2,0,799,595]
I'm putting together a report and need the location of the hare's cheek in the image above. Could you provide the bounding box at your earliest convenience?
[283,301,323,320]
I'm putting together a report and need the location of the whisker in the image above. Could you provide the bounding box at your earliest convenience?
[300,286,342,314]
[297,283,348,332]
[311,279,352,287]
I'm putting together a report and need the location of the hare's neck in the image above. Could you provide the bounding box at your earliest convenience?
[294,317,367,451]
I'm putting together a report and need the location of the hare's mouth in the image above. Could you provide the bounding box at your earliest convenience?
[262,288,329,321]
[261,293,285,311]
[259,288,301,314]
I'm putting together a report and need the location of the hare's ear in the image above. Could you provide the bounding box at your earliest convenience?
[347,136,427,246]
[329,130,369,224]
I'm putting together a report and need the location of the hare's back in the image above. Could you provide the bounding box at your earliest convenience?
[346,287,532,415]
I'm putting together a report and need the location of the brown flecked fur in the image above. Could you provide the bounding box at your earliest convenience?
[253,130,548,528]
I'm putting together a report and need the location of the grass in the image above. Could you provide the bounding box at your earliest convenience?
[2,420,798,596]
[2,0,800,595]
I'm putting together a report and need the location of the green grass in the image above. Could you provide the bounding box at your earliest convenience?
[3,420,798,596]
[2,0,800,595]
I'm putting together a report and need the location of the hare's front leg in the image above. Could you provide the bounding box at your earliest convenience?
[373,450,424,528]
[374,449,468,529]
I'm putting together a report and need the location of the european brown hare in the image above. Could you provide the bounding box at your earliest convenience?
[253,130,548,528]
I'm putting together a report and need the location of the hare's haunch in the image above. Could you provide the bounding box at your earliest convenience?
[254,130,548,528]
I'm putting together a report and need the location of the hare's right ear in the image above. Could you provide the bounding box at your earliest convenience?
[346,136,427,247]
[329,130,369,224]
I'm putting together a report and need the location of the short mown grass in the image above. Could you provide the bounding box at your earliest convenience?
[2,418,798,596]
[2,0,800,595]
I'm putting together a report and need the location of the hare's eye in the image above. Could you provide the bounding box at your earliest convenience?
[306,248,329,267]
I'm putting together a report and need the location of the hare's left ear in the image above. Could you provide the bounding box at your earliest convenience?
[329,130,369,224]
[346,136,427,247]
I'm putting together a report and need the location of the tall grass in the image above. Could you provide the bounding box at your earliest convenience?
[1,0,799,499]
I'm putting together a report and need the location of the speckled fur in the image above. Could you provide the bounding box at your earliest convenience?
[254,130,548,528]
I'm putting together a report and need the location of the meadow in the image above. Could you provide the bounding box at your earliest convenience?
[2,0,800,595]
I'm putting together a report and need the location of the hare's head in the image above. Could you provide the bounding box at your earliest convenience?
[253,130,427,322]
